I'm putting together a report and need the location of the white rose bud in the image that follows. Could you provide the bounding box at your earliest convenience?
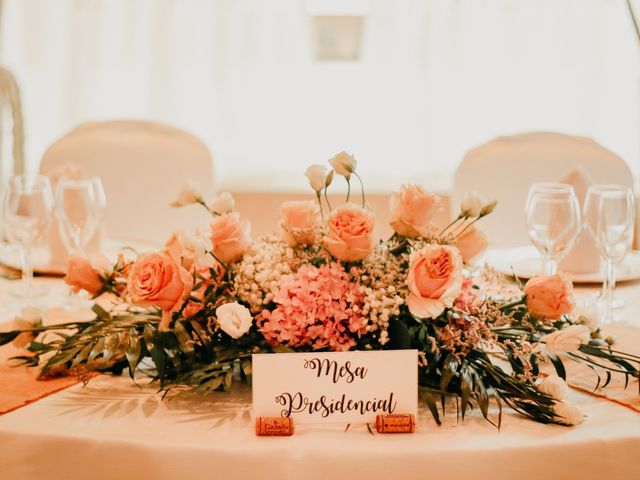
[184,230,214,268]
[208,192,235,215]
[540,324,590,354]
[553,400,584,425]
[305,164,329,192]
[12,307,43,349]
[216,302,253,339]
[329,151,357,177]
[537,375,569,400]
[171,179,202,207]
[460,191,489,217]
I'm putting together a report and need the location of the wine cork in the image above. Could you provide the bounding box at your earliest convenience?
[255,416,295,436]
[375,414,415,433]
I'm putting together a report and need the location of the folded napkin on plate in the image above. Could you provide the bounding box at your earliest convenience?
[559,169,600,274]
[44,164,104,270]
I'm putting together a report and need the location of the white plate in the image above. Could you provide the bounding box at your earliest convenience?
[482,246,640,284]
[0,239,159,276]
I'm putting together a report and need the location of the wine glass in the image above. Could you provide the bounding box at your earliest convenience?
[583,185,635,324]
[0,175,53,299]
[525,183,581,275]
[54,177,106,257]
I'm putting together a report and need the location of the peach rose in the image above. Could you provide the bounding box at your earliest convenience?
[64,255,104,295]
[280,200,321,247]
[324,203,375,262]
[389,185,442,238]
[209,212,251,264]
[455,226,489,263]
[525,274,575,320]
[128,252,193,329]
[407,244,464,319]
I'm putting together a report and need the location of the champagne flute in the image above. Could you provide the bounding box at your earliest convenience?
[0,175,53,299]
[54,177,106,257]
[525,183,581,275]
[583,185,635,324]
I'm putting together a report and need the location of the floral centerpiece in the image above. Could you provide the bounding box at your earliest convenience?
[2,151,638,427]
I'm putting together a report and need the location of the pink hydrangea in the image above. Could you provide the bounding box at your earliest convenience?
[257,263,367,351]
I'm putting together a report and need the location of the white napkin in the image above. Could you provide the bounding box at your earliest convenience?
[559,169,600,274]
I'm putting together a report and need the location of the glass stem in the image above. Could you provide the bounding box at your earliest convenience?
[604,258,616,324]
[543,254,557,275]
[20,245,33,298]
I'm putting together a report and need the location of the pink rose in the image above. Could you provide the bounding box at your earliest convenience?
[389,185,442,238]
[455,226,489,264]
[407,245,464,319]
[324,203,375,262]
[128,252,193,329]
[279,200,321,247]
[525,274,575,320]
[64,255,104,295]
[209,212,251,264]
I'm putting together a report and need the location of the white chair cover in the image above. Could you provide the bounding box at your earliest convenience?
[40,120,214,244]
[453,132,634,260]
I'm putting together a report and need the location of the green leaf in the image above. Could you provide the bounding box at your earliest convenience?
[460,363,473,420]
[224,370,234,391]
[387,318,412,349]
[420,390,441,426]
[546,352,566,380]
[439,354,458,392]
[71,342,94,368]
[174,322,194,356]
[241,360,252,379]
[271,345,295,353]
[124,329,142,378]
[150,345,167,387]
[91,303,111,322]
[88,337,105,362]
[0,331,21,346]
[102,334,120,362]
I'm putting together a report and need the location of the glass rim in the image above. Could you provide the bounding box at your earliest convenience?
[586,184,632,195]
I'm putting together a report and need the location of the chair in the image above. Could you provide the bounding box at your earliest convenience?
[0,66,25,179]
[453,132,634,250]
[40,120,215,244]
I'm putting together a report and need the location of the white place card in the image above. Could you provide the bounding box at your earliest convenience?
[252,350,418,424]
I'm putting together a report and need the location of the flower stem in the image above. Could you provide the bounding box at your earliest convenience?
[198,198,215,216]
[353,171,365,207]
[439,215,464,236]
[452,216,481,239]
[316,191,324,218]
[324,186,333,211]
[346,177,351,203]
[499,297,526,311]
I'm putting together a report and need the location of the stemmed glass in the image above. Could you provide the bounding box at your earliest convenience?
[583,185,635,324]
[54,177,106,257]
[0,175,54,300]
[525,183,581,275]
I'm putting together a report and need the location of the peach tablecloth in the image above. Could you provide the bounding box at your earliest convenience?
[0,278,638,480]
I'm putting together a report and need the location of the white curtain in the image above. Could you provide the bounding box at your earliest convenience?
[1,0,639,191]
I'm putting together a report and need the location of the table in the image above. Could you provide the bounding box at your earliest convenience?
[0,277,639,480]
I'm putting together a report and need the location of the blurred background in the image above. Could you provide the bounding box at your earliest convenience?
[1,0,639,194]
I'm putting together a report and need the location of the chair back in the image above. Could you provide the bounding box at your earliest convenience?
[453,132,633,249]
[40,120,214,244]
[0,67,25,181]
